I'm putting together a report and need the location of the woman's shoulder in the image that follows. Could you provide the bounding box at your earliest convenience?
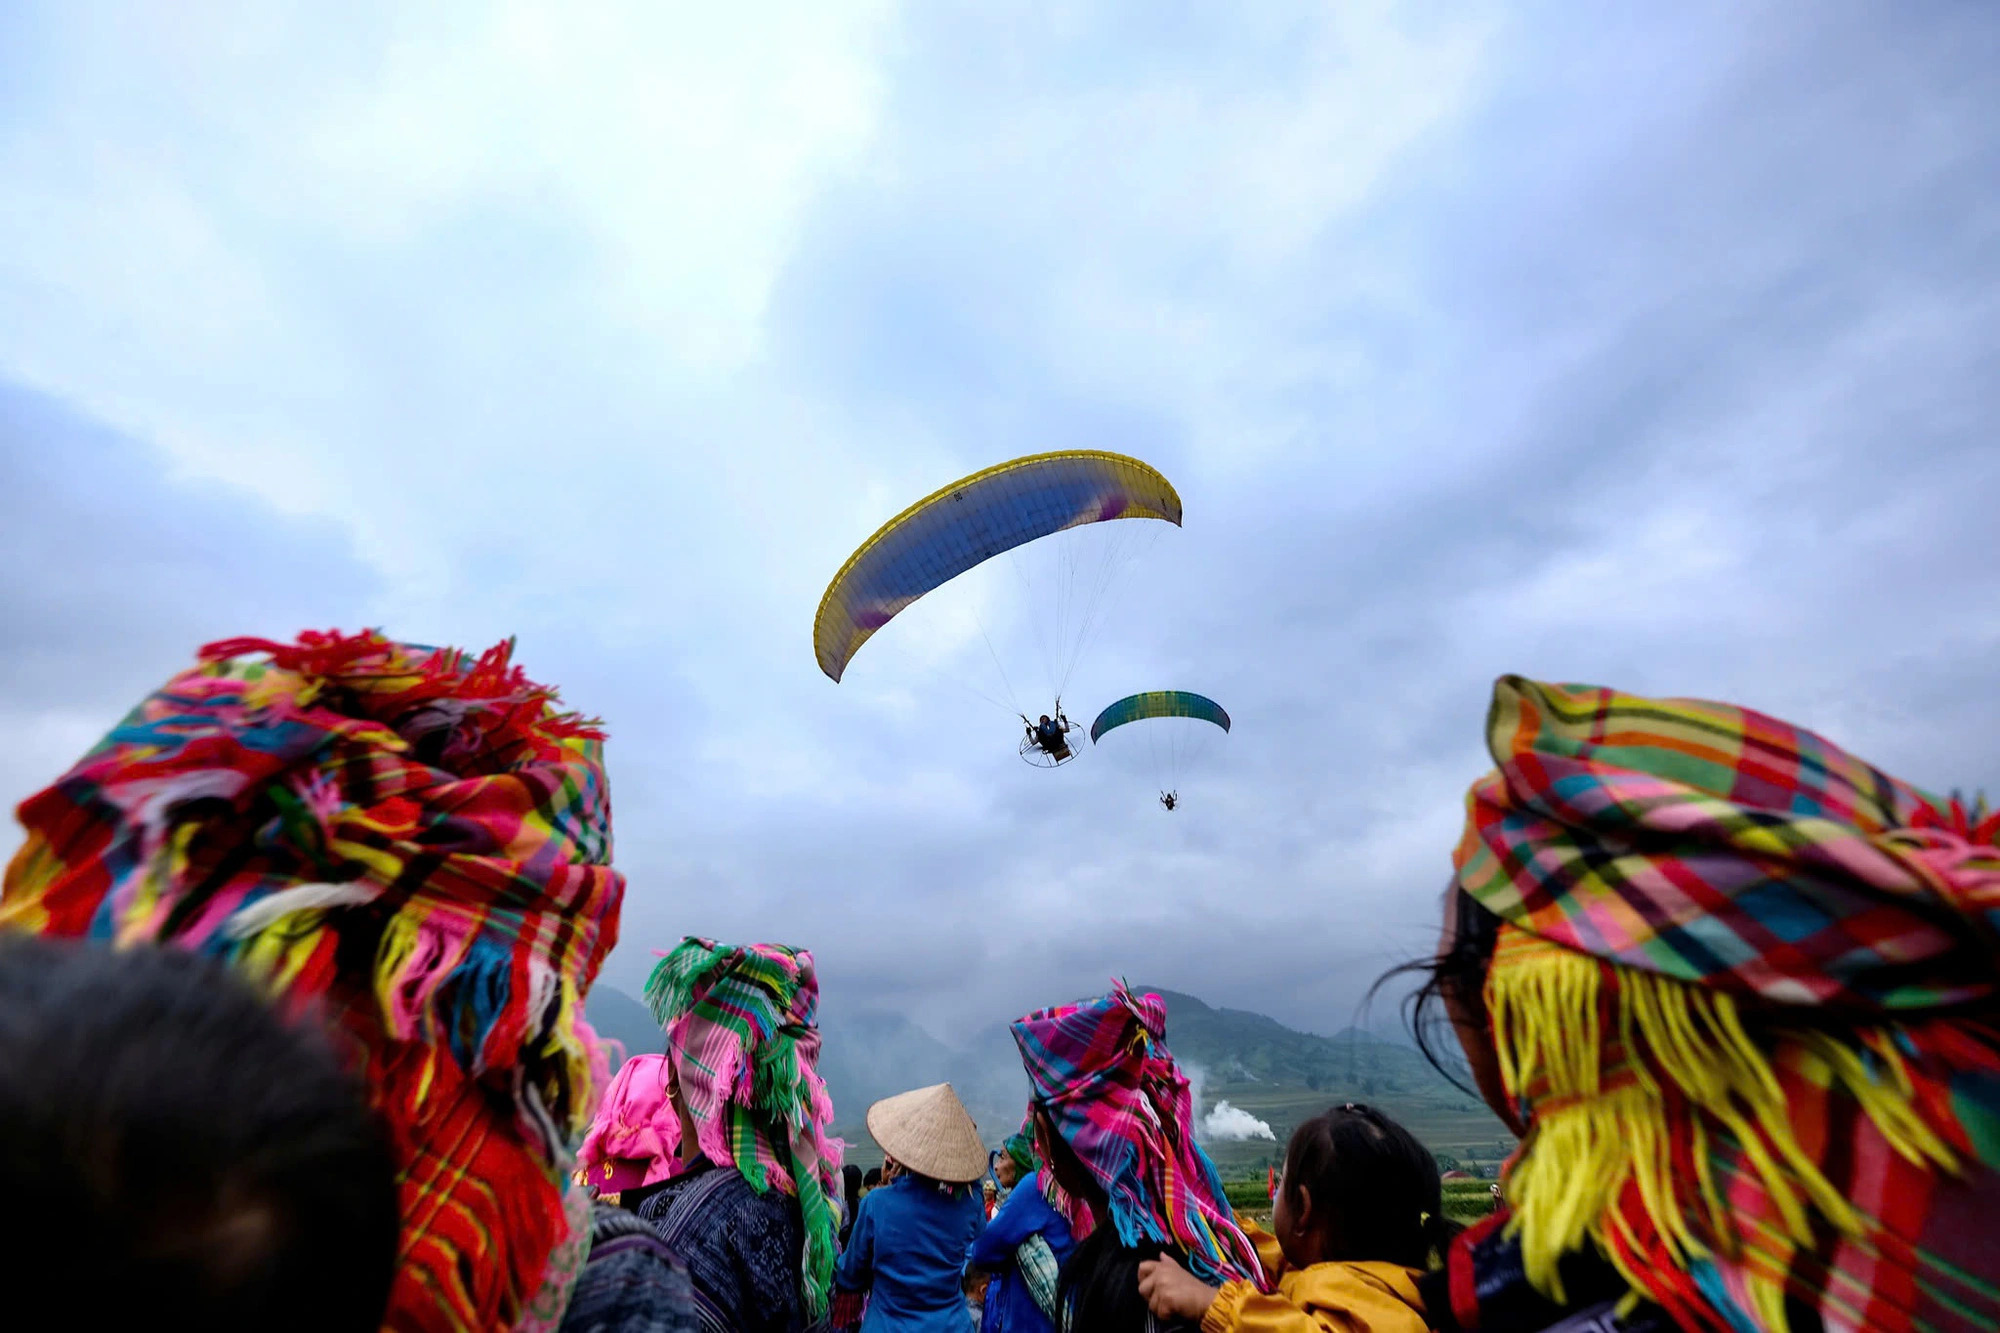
[993,1176,1055,1223]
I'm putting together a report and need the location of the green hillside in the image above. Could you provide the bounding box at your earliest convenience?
[1136,988,1512,1177]
[585,984,662,1068]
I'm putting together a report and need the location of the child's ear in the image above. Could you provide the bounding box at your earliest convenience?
[1292,1183,1315,1231]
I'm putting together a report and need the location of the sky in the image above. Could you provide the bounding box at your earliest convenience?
[3,1,1996,1043]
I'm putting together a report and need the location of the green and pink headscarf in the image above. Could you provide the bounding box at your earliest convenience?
[646,937,844,1319]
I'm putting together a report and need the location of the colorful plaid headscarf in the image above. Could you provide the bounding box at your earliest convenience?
[1010,983,1266,1289]
[645,937,843,1319]
[1,630,624,1332]
[1453,675,2000,1333]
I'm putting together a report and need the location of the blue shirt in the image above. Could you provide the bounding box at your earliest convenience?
[836,1175,986,1332]
[965,1173,1075,1333]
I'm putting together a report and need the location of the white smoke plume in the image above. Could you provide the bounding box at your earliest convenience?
[1183,1063,1276,1141]
[1200,1100,1277,1142]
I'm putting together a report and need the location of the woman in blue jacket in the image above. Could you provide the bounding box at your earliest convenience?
[964,1165,1074,1333]
[834,1084,989,1332]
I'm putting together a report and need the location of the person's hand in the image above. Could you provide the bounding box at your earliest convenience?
[1136,1253,1220,1322]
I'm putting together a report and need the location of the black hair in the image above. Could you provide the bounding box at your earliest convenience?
[839,1162,864,1244]
[1281,1102,1461,1269]
[0,936,399,1331]
[862,1166,882,1189]
[1369,885,1503,1097]
[1028,1099,1102,1217]
[1057,1226,1200,1333]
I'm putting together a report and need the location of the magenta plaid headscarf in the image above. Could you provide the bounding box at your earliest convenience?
[1011,983,1265,1289]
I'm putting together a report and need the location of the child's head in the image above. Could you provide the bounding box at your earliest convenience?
[1275,1102,1457,1271]
[0,936,399,1330]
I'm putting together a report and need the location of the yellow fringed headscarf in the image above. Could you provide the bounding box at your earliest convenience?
[1487,930,1964,1328]
[1455,677,2000,1333]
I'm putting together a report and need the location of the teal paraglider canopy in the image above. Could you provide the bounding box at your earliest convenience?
[1089,691,1231,744]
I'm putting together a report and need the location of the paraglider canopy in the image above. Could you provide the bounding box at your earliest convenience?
[813,451,1182,683]
[1090,691,1231,806]
[1089,691,1231,743]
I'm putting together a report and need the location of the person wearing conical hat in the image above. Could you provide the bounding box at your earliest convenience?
[832,1083,989,1331]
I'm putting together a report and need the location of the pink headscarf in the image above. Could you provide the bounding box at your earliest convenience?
[577,1055,683,1195]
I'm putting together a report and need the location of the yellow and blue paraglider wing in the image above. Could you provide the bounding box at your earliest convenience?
[1089,691,1231,744]
[813,451,1182,682]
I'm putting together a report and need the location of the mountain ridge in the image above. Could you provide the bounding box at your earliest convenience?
[587,981,1511,1173]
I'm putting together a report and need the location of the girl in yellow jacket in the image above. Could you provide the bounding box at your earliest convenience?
[1137,1103,1458,1333]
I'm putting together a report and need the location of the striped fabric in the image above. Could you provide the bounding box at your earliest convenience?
[1,629,624,1331]
[1453,675,2000,1333]
[1010,984,1265,1290]
[1016,1233,1061,1323]
[645,938,843,1320]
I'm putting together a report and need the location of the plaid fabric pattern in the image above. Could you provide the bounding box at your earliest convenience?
[1456,676,2000,1010]
[1,629,624,1331]
[1010,984,1265,1289]
[1454,675,2000,1333]
[645,938,843,1320]
[1016,1233,1061,1322]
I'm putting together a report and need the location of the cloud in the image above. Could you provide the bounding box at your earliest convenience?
[3,0,1997,1047]
[0,381,380,859]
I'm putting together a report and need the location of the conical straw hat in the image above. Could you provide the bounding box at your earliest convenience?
[866,1082,988,1184]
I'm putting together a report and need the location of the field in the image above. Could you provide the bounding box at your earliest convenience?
[1226,1177,1498,1227]
[1193,1079,1514,1178]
